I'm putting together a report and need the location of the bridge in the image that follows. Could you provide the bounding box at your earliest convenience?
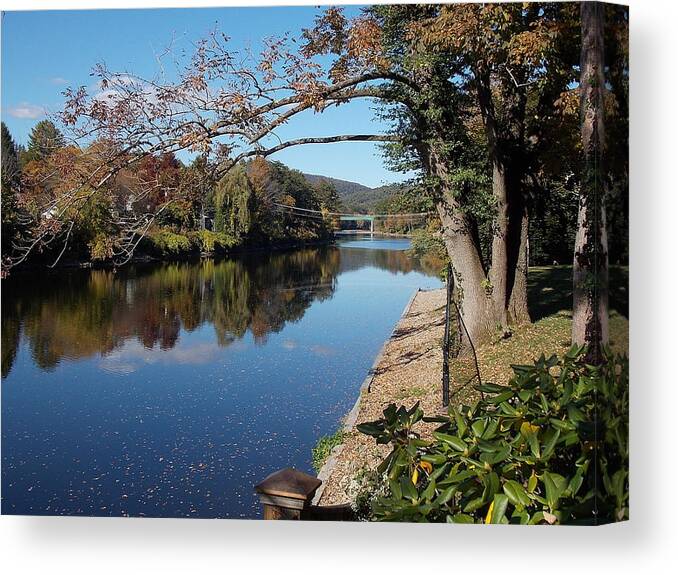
[272,202,432,233]
[339,214,376,232]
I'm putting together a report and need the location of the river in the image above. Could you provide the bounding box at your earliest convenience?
[1,236,442,518]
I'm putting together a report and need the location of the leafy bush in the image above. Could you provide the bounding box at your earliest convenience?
[190,230,237,254]
[357,347,628,524]
[408,227,447,261]
[147,230,194,257]
[407,225,449,277]
[312,429,346,472]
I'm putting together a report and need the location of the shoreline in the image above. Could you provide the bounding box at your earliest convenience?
[312,287,422,505]
[1,237,336,276]
[314,287,447,506]
[4,231,424,275]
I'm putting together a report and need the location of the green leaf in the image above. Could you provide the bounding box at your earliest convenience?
[549,418,576,432]
[463,497,486,513]
[560,378,573,406]
[432,432,467,451]
[471,420,486,437]
[476,383,508,394]
[421,453,447,465]
[356,422,383,437]
[542,471,567,510]
[481,418,499,439]
[486,390,514,404]
[503,480,531,507]
[527,473,538,493]
[541,428,561,460]
[527,431,540,458]
[389,478,402,500]
[400,476,418,502]
[421,479,436,502]
[434,485,456,506]
[453,409,468,437]
[488,494,509,524]
[450,513,474,524]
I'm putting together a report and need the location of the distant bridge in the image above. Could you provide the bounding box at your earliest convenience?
[272,203,433,233]
[339,214,376,232]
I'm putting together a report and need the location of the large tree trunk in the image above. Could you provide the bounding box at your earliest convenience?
[436,194,497,351]
[508,202,531,324]
[476,71,510,330]
[426,139,499,351]
[476,70,531,330]
[488,159,510,330]
[572,1,609,362]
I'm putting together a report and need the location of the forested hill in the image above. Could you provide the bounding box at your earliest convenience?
[303,173,401,213]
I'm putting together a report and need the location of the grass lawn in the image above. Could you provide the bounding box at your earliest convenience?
[449,265,629,402]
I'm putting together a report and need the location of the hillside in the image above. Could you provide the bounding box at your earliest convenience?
[303,173,403,213]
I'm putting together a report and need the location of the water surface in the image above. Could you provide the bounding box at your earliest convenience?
[1,237,442,518]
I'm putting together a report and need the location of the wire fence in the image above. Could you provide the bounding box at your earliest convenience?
[441,262,483,408]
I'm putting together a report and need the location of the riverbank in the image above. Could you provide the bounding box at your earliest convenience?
[315,287,447,506]
[2,236,336,275]
[314,265,630,506]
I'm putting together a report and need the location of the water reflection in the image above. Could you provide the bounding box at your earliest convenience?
[1,243,437,379]
[1,240,441,518]
[2,249,334,377]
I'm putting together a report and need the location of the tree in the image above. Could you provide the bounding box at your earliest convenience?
[1,122,21,258]
[21,120,66,164]
[214,164,256,241]
[179,155,215,230]
[1,122,20,186]
[313,179,342,212]
[3,4,624,357]
[572,1,608,362]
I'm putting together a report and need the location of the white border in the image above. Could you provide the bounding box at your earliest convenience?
[1,1,677,573]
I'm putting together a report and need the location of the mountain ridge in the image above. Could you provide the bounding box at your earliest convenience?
[302,172,405,213]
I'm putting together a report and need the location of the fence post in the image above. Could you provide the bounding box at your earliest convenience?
[442,262,453,408]
[254,468,322,520]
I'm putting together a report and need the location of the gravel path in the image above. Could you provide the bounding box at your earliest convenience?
[315,288,446,506]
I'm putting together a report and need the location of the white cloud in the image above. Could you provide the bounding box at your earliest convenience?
[99,339,224,375]
[281,339,298,350]
[5,102,47,119]
[92,74,160,108]
[310,344,336,357]
[50,77,69,85]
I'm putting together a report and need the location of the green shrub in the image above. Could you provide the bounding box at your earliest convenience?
[408,227,447,261]
[190,230,238,254]
[407,226,449,277]
[312,429,346,472]
[147,230,193,257]
[357,347,628,524]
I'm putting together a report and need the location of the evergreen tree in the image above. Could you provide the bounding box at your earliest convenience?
[1,122,20,186]
[1,122,21,256]
[21,120,66,164]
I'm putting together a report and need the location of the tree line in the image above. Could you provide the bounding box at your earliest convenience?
[1,3,627,361]
[1,120,343,266]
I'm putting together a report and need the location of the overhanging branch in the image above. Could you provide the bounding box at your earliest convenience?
[217,133,402,177]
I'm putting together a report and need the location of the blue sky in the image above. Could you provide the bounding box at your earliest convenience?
[1,6,407,188]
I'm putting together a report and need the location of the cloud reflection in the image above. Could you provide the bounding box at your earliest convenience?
[100,340,223,374]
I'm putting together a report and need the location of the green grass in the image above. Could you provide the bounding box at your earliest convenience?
[527,265,628,321]
[312,428,347,472]
[450,265,629,400]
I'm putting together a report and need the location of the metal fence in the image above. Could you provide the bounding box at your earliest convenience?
[441,263,482,408]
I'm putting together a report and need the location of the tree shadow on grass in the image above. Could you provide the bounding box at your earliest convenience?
[527,265,629,322]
